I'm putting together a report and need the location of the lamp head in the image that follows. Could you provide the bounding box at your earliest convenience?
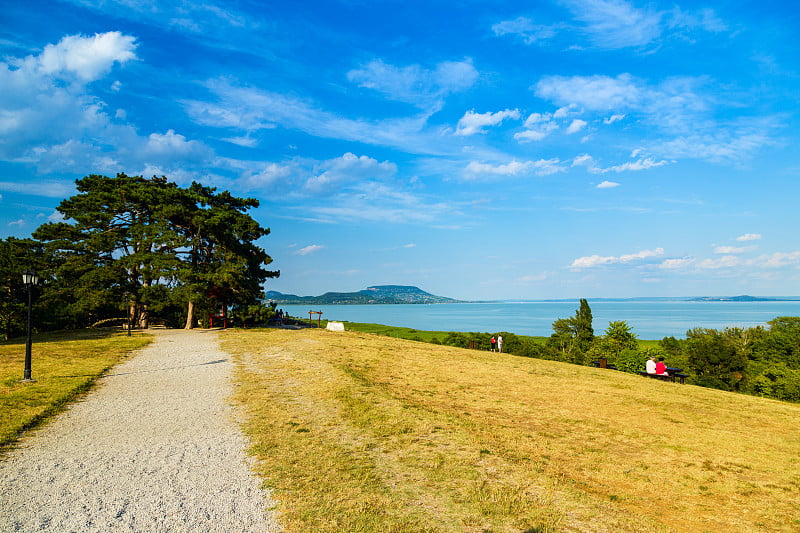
[22,270,39,287]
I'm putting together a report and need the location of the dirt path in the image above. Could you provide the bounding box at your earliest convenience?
[0,329,281,532]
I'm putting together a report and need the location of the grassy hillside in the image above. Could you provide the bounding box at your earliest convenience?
[224,328,800,532]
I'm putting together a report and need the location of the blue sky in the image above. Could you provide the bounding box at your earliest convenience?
[1,0,799,300]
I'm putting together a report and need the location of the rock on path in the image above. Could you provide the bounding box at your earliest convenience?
[0,329,281,532]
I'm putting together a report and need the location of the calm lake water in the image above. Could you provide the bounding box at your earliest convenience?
[281,301,800,340]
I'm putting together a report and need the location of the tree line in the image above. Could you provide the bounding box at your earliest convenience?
[1,173,279,339]
[437,299,800,403]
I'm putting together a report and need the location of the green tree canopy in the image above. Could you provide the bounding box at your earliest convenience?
[684,328,748,391]
[33,173,278,329]
[547,298,594,363]
[0,237,45,339]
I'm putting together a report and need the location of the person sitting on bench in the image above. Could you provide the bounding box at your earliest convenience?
[645,356,657,374]
[655,357,669,376]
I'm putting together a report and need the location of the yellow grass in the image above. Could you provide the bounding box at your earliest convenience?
[0,329,152,447]
[223,328,800,533]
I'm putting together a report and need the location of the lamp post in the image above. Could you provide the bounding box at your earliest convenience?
[21,270,39,382]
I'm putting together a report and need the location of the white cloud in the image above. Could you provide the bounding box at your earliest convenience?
[620,248,664,262]
[570,254,618,268]
[573,153,669,174]
[604,157,670,172]
[514,127,555,142]
[304,152,397,195]
[659,258,694,269]
[0,179,73,198]
[535,73,775,164]
[35,32,138,82]
[604,114,625,124]
[0,32,227,183]
[184,78,458,157]
[465,160,531,176]
[536,74,643,112]
[697,255,740,269]
[566,119,587,134]
[182,80,280,132]
[0,32,138,162]
[570,247,664,269]
[754,252,800,268]
[514,111,563,142]
[561,0,663,49]
[491,16,558,44]
[713,245,755,254]
[518,273,548,282]
[559,0,727,50]
[573,154,594,168]
[306,182,454,224]
[464,159,565,179]
[494,2,725,50]
[295,245,324,256]
[455,109,520,136]
[524,112,551,126]
[596,180,620,188]
[145,129,209,157]
[222,135,258,147]
[347,58,478,111]
[244,162,296,188]
[668,7,728,33]
[737,233,762,241]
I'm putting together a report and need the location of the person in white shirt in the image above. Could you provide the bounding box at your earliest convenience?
[497,335,503,353]
[645,356,657,374]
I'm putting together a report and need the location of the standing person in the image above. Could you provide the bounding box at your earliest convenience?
[497,335,503,353]
[645,356,657,374]
[490,336,497,352]
[655,357,669,376]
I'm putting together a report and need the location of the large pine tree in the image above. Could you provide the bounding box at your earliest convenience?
[34,173,278,328]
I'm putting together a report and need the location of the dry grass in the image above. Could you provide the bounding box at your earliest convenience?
[0,329,152,448]
[223,328,800,533]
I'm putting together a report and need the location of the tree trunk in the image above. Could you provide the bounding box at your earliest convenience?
[128,302,137,331]
[185,301,195,329]
[139,304,149,329]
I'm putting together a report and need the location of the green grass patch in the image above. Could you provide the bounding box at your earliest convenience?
[0,329,152,448]
[340,322,455,343]
[342,321,551,345]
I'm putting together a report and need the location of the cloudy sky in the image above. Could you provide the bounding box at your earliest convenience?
[2,0,799,300]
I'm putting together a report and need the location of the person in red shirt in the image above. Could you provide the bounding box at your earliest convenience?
[655,357,669,375]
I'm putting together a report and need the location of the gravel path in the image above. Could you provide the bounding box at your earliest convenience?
[0,328,281,532]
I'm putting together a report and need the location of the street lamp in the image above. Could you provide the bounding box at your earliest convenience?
[21,270,40,382]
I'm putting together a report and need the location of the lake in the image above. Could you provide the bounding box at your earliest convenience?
[280,301,800,340]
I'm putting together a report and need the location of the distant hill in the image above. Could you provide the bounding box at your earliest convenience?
[689,295,800,302]
[265,285,459,305]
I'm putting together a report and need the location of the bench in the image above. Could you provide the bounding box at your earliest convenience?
[639,371,688,384]
[591,359,618,370]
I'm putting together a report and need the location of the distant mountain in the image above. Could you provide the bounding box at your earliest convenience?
[265,285,459,305]
[689,295,800,302]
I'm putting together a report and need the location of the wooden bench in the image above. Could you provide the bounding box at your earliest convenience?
[591,359,618,370]
[639,371,688,384]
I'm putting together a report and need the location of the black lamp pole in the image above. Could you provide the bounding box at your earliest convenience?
[22,270,39,382]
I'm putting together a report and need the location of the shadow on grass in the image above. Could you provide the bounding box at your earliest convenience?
[1,328,143,347]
